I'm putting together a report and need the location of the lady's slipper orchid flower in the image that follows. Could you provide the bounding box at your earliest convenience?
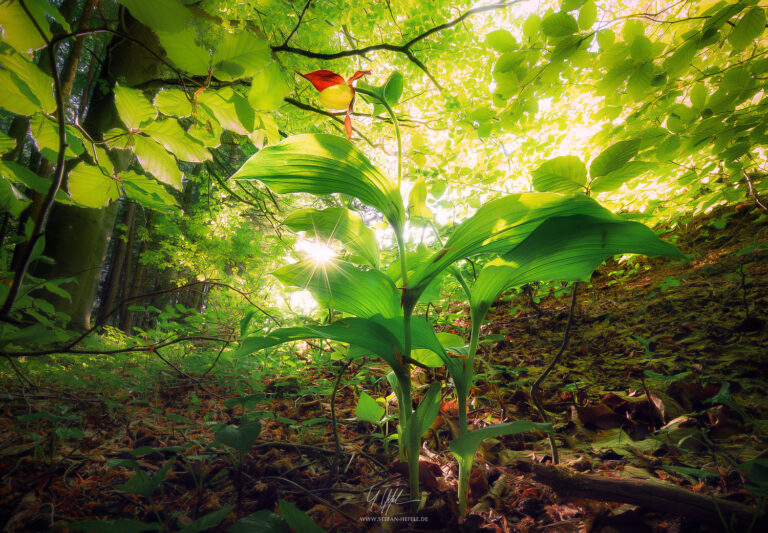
[297,69,370,140]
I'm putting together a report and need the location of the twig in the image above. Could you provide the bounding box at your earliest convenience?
[281,0,313,47]
[331,359,353,478]
[272,2,522,90]
[4,356,35,389]
[530,282,579,465]
[254,475,359,524]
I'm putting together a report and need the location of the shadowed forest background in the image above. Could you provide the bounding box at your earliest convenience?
[0,0,767,531]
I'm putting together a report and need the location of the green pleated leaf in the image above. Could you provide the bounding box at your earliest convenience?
[197,88,254,135]
[178,506,233,533]
[663,39,697,78]
[486,29,517,52]
[470,214,684,349]
[411,332,464,368]
[154,89,194,118]
[212,32,270,81]
[115,84,156,130]
[728,7,766,50]
[122,171,179,211]
[118,0,190,33]
[249,61,291,111]
[531,156,587,193]
[156,30,211,76]
[232,134,405,232]
[402,382,442,450]
[541,11,579,37]
[0,131,15,154]
[143,119,211,162]
[0,70,39,115]
[0,161,71,203]
[369,315,462,377]
[589,139,640,178]
[403,193,613,313]
[215,420,261,452]
[282,207,379,268]
[408,177,433,221]
[29,113,84,160]
[0,1,48,54]
[232,318,405,372]
[68,163,120,208]
[450,420,553,463]
[132,135,183,190]
[273,259,400,319]
[278,501,325,533]
[589,161,654,193]
[0,46,55,113]
[0,176,29,217]
[356,392,384,423]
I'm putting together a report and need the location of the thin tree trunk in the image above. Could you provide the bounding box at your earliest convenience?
[100,202,136,324]
[120,212,154,333]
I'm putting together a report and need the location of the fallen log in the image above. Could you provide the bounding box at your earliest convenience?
[514,461,765,530]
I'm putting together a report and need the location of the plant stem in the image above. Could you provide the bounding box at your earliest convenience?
[530,282,579,465]
[355,87,402,187]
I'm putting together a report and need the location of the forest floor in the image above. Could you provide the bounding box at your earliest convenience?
[1,202,767,533]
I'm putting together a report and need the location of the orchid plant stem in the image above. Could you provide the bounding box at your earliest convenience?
[356,86,420,506]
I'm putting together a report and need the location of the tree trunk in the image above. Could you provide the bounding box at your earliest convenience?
[100,201,136,324]
[120,212,154,333]
[33,11,165,329]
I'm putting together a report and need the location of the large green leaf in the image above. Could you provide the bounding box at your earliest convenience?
[0,161,71,203]
[115,84,156,130]
[0,69,39,115]
[0,177,29,217]
[197,88,254,135]
[249,61,291,111]
[29,113,83,160]
[0,46,55,113]
[232,318,405,372]
[156,30,210,76]
[68,163,120,208]
[403,193,614,312]
[404,382,442,443]
[0,1,62,54]
[232,134,405,232]
[215,420,261,452]
[118,0,190,32]
[273,259,399,319]
[531,156,587,193]
[470,214,683,332]
[212,32,270,82]
[589,139,641,178]
[356,391,384,423]
[153,89,194,118]
[122,171,179,211]
[282,207,379,268]
[589,161,654,193]
[408,176,433,221]
[541,11,579,37]
[729,7,766,50]
[278,501,325,533]
[369,315,463,377]
[132,135,183,190]
[143,119,211,162]
[450,420,553,462]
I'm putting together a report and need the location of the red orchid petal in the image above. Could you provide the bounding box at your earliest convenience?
[346,70,371,84]
[344,113,353,140]
[296,69,346,91]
